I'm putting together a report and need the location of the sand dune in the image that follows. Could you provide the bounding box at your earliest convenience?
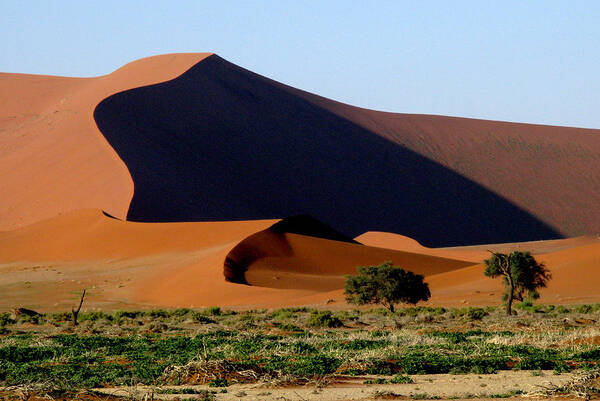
[3,53,599,245]
[0,53,211,230]
[225,217,475,291]
[425,239,600,306]
[355,232,489,263]
[0,210,599,311]
[90,54,600,246]
[356,231,600,263]
[0,209,312,310]
[280,84,600,239]
[2,53,600,310]
[0,208,275,262]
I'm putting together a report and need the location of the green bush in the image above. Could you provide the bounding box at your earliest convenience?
[206,307,222,316]
[307,311,343,328]
[50,312,72,322]
[191,312,215,324]
[451,307,489,320]
[0,313,15,326]
[208,378,229,387]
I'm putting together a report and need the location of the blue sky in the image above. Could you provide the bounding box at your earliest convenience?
[2,1,599,128]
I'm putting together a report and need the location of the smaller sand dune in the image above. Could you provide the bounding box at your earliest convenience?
[225,219,476,291]
[357,231,599,264]
[355,232,489,263]
[1,210,598,311]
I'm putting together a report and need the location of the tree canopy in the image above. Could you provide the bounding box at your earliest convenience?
[344,261,430,312]
[484,251,551,315]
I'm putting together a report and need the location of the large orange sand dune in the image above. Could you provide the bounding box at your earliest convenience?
[4,53,600,247]
[2,53,600,310]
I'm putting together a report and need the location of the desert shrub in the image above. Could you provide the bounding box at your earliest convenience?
[170,308,194,317]
[208,377,229,387]
[237,313,256,323]
[269,309,297,320]
[451,307,490,320]
[145,309,169,318]
[191,312,215,324]
[113,310,143,321]
[0,313,15,326]
[289,354,341,376]
[50,312,72,322]
[397,306,447,317]
[335,310,361,321]
[18,313,43,325]
[205,307,222,316]
[575,304,600,314]
[307,311,343,328]
[272,322,304,332]
[554,305,570,314]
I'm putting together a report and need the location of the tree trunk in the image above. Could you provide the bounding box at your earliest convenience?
[72,289,86,326]
[506,277,514,316]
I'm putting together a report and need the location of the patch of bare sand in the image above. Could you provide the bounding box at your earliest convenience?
[93,370,577,400]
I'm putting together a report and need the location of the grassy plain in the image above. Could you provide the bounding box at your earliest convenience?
[1,304,600,400]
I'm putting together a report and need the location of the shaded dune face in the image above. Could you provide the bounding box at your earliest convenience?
[224,215,359,284]
[94,55,560,247]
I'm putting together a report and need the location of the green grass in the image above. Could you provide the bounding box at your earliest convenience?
[0,304,599,389]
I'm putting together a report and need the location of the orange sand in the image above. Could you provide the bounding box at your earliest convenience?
[0,53,211,230]
[2,53,599,311]
[1,210,598,311]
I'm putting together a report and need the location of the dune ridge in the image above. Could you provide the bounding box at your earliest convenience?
[0,53,212,230]
[93,54,570,247]
[277,82,600,237]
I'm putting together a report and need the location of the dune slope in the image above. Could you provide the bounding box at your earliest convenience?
[94,54,568,247]
[281,85,600,237]
[225,219,475,291]
[0,53,212,230]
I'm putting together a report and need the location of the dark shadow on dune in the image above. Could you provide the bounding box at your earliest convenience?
[225,215,358,284]
[224,228,293,285]
[102,211,119,220]
[270,215,359,244]
[94,55,561,247]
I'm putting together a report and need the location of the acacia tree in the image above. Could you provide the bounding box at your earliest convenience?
[484,251,551,315]
[344,261,430,313]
